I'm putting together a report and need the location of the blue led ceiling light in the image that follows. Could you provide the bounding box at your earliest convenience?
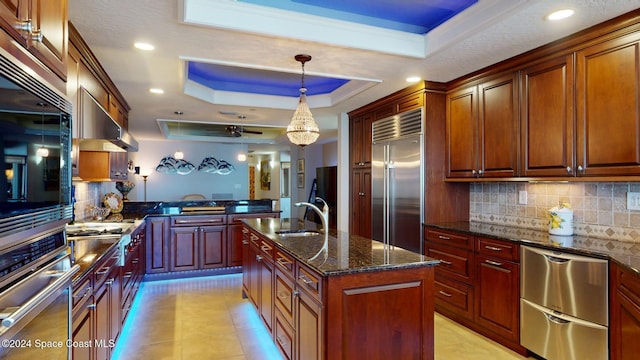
[187,61,349,97]
[238,0,478,34]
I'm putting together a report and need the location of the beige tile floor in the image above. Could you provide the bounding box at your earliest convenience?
[112,274,533,360]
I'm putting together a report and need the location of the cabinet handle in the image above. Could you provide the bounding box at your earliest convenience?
[132,259,139,264]
[242,229,249,234]
[438,290,453,297]
[87,303,96,310]
[242,240,249,245]
[95,267,109,275]
[261,245,271,252]
[437,235,450,240]
[439,259,452,265]
[123,272,133,278]
[471,170,476,175]
[30,30,42,42]
[293,290,300,297]
[484,259,503,267]
[106,279,114,286]
[484,245,503,252]
[477,169,483,175]
[298,274,316,290]
[256,255,263,262]
[16,20,32,33]
[577,165,584,171]
[276,335,289,347]
[276,257,292,268]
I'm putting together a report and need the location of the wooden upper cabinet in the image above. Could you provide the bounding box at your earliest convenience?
[478,73,519,178]
[576,32,640,176]
[521,54,575,177]
[28,0,67,80]
[447,85,478,178]
[447,72,519,179]
[350,114,373,167]
[0,0,67,84]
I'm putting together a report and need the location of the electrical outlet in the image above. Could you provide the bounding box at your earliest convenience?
[627,192,640,210]
[518,190,528,205]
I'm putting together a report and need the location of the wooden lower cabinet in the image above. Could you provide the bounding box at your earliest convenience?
[146,217,170,273]
[424,226,526,356]
[610,261,640,360]
[169,215,227,271]
[71,276,93,360]
[244,225,436,360]
[228,212,279,267]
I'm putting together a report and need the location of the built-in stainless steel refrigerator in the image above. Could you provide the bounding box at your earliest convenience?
[371,108,424,254]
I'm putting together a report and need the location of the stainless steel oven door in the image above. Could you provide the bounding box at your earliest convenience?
[0,254,79,359]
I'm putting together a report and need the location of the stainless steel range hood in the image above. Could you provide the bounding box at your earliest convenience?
[78,88,138,152]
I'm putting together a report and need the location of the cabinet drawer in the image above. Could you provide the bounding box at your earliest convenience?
[170,215,227,227]
[274,308,295,360]
[275,268,295,325]
[259,239,274,261]
[427,243,474,283]
[274,249,295,276]
[425,228,474,250]
[434,275,474,320]
[93,250,119,288]
[72,276,93,310]
[296,263,322,302]
[477,237,518,261]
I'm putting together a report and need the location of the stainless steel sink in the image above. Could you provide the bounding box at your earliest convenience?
[275,229,321,237]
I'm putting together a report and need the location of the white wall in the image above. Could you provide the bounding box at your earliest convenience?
[123,140,249,201]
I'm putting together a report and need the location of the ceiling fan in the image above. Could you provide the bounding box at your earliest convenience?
[226,125,263,137]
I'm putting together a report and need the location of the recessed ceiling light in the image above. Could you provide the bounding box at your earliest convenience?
[134,42,155,51]
[149,88,164,94]
[547,9,574,21]
[406,76,421,83]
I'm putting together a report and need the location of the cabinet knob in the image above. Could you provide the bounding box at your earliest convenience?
[256,255,263,262]
[30,30,42,42]
[478,169,483,175]
[471,170,477,175]
[566,166,572,173]
[577,165,584,171]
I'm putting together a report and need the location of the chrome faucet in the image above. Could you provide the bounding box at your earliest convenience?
[295,197,329,234]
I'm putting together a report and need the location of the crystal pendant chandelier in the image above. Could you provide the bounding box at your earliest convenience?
[286,54,319,147]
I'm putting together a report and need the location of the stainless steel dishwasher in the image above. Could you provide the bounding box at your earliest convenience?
[520,246,608,360]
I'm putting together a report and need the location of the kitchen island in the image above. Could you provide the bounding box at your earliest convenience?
[242,217,439,360]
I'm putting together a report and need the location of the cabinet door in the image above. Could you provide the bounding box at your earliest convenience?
[248,240,260,308]
[200,225,226,269]
[296,288,323,360]
[241,227,251,298]
[229,224,244,267]
[0,0,23,43]
[258,255,274,334]
[170,227,198,271]
[146,217,169,273]
[475,255,520,342]
[350,114,373,167]
[447,85,478,178]
[350,169,371,237]
[94,280,110,360]
[27,0,67,80]
[611,263,640,360]
[521,54,575,177]
[478,73,519,177]
[108,266,121,350]
[576,32,640,176]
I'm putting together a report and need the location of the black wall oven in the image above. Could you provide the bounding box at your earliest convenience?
[0,51,77,359]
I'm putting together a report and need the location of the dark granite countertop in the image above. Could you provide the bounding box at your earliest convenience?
[120,199,279,220]
[426,221,640,277]
[70,220,146,284]
[243,217,439,277]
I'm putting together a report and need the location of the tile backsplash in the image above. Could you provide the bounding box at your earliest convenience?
[73,182,109,222]
[470,182,640,243]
